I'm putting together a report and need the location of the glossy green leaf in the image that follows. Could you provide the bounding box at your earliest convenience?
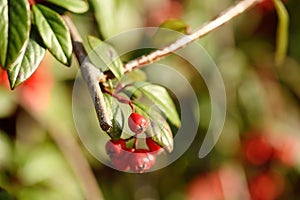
[43,0,89,14]
[274,0,289,66]
[131,82,180,127]
[3,0,30,69]
[7,37,46,88]
[88,35,124,79]
[134,102,173,153]
[0,0,8,67]
[103,93,124,139]
[32,4,72,65]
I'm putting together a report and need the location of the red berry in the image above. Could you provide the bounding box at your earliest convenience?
[129,149,156,173]
[146,138,163,154]
[110,153,131,171]
[273,135,299,167]
[128,113,148,134]
[105,139,127,158]
[249,171,284,200]
[243,135,273,166]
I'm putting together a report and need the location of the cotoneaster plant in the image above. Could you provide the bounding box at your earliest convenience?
[0,0,289,198]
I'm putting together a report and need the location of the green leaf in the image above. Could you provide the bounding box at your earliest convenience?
[103,94,124,139]
[7,36,46,88]
[274,0,289,66]
[43,0,89,14]
[3,0,30,69]
[32,4,72,65]
[134,102,174,153]
[0,0,8,67]
[131,82,180,127]
[89,0,116,39]
[88,35,124,79]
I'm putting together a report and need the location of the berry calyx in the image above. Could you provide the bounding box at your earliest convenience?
[146,138,163,154]
[128,113,148,134]
[129,149,156,173]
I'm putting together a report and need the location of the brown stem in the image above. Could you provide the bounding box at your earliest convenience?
[119,0,262,73]
[63,15,112,132]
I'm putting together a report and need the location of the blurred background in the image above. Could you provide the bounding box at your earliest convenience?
[1,0,300,199]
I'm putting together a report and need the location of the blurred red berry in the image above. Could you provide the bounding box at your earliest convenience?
[19,63,54,112]
[0,57,54,112]
[129,149,156,173]
[186,171,224,200]
[110,154,131,171]
[256,0,288,13]
[145,0,183,26]
[249,171,284,200]
[128,113,148,134]
[243,135,273,166]
[28,0,36,6]
[146,137,163,154]
[0,69,10,89]
[273,135,299,167]
[105,139,127,158]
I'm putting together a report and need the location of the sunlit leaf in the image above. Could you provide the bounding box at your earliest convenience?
[43,0,89,13]
[104,93,124,139]
[274,0,289,66]
[130,82,180,127]
[3,0,30,69]
[88,35,124,79]
[7,36,46,88]
[134,102,174,153]
[0,0,8,67]
[32,4,72,65]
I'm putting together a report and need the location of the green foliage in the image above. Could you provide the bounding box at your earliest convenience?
[0,0,8,67]
[103,93,124,140]
[32,4,72,66]
[274,0,289,66]
[1,0,30,70]
[87,35,124,79]
[1,0,85,88]
[42,0,89,13]
[129,82,181,127]
[134,102,174,153]
[8,36,46,89]
[0,188,13,200]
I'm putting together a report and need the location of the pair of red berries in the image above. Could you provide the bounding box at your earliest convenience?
[105,112,162,172]
[105,138,162,173]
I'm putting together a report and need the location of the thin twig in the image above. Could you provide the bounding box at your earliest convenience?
[63,15,112,132]
[122,0,262,73]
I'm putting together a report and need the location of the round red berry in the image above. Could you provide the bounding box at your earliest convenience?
[146,138,163,154]
[243,135,273,166]
[105,139,126,158]
[110,152,131,171]
[129,149,156,173]
[128,113,148,134]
